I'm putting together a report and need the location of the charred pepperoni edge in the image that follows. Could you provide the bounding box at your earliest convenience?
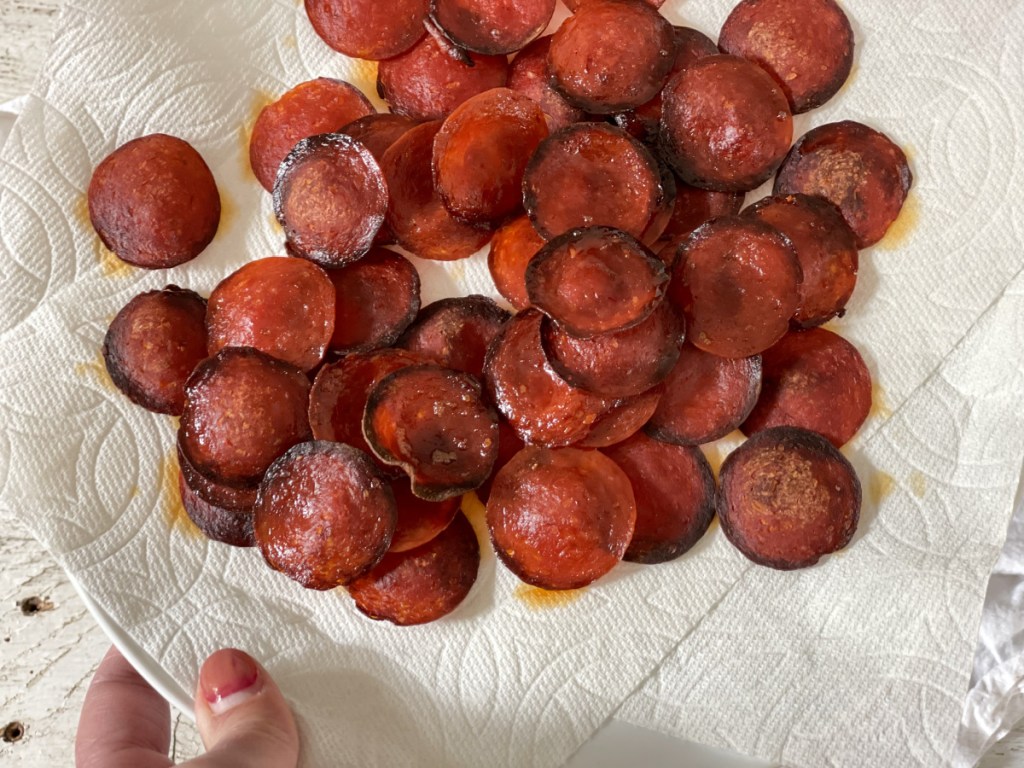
[507,35,585,132]
[348,511,480,625]
[396,295,511,379]
[178,470,255,548]
[388,477,461,553]
[488,215,546,310]
[576,384,663,449]
[304,0,429,60]
[429,0,556,55]
[177,440,258,513]
[717,425,861,570]
[422,14,474,64]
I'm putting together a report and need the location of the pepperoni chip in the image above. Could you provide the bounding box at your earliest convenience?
[775,121,913,248]
[305,0,428,60]
[670,216,801,358]
[103,286,208,416]
[661,55,793,192]
[646,344,762,446]
[604,432,716,564]
[207,256,335,372]
[487,446,636,590]
[719,0,854,114]
[476,418,526,504]
[508,36,585,131]
[178,471,255,549]
[274,134,387,267]
[348,511,479,625]
[389,477,461,553]
[249,78,376,193]
[577,385,663,449]
[718,426,861,570]
[177,441,258,513]
[364,365,499,500]
[564,0,664,8]
[327,248,421,355]
[430,0,555,55]
[88,134,220,269]
[742,328,872,448]
[527,227,668,337]
[396,295,510,379]
[255,442,396,589]
[660,182,746,246]
[339,113,419,163]
[489,215,546,310]
[549,0,676,114]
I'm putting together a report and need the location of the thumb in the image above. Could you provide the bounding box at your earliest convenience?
[187,649,299,768]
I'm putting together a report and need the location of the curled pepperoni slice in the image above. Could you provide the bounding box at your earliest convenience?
[741,327,871,448]
[389,476,461,553]
[255,441,396,589]
[207,256,335,372]
[775,121,913,248]
[396,295,510,379]
[475,418,526,504]
[103,286,208,416]
[718,426,861,570]
[348,511,479,625]
[603,432,715,564]
[338,113,419,163]
[249,78,375,193]
[177,441,258,513]
[304,0,428,60]
[577,384,663,449]
[527,226,668,338]
[487,446,636,589]
[274,134,387,267]
[178,470,255,549]
[88,134,220,269]
[364,364,499,500]
[489,215,545,310]
[660,181,746,246]
[429,0,555,55]
[719,0,854,114]
[660,54,793,192]
[508,36,585,131]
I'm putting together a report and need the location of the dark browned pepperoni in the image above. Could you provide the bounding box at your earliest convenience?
[646,343,762,446]
[548,0,676,114]
[177,441,258,513]
[775,121,913,248]
[255,441,396,589]
[741,327,871,448]
[327,247,421,355]
[429,0,555,55]
[338,113,419,163]
[577,385,663,449]
[488,215,545,310]
[396,295,511,379]
[660,54,793,192]
[364,364,499,500]
[274,134,387,267]
[179,348,312,488]
[348,511,479,625]
[88,134,220,269]
[207,256,335,372]
[744,194,859,328]
[249,79,376,193]
[669,216,801,357]
[389,476,461,553]
[305,0,428,60]
[433,88,549,225]
[603,432,715,564]
[178,471,255,549]
[508,36,585,131]
[564,0,664,8]
[527,227,668,338]
[475,418,526,503]
[487,446,636,589]
[660,180,746,245]
[719,0,854,114]
[639,161,678,248]
[103,286,208,416]
[718,426,861,570]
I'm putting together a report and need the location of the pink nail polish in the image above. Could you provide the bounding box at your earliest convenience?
[199,649,261,716]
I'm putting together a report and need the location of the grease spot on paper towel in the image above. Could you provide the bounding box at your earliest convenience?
[74,351,116,392]
[282,34,297,50]
[216,192,238,240]
[74,194,133,278]
[870,470,895,506]
[161,452,201,539]
[515,584,585,610]
[871,383,892,422]
[268,212,284,236]
[879,191,919,251]
[909,470,927,498]
[239,89,275,182]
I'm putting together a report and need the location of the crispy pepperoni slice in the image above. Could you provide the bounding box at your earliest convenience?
[103,286,208,416]
[364,364,499,500]
[207,256,335,372]
[327,247,421,355]
[304,0,428,60]
[640,161,678,248]
[718,426,861,569]
[487,446,636,589]
[719,0,854,114]
[660,54,793,192]
[254,441,396,589]
[429,0,555,55]
[489,215,545,310]
[178,471,255,548]
[669,216,801,357]
[527,226,668,338]
[274,134,387,267]
[660,181,746,245]
[646,343,762,446]
[389,476,461,553]
[475,418,526,504]
[577,384,663,449]
[508,36,585,131]
[249,79,376,193]
[396,295,511,379]
[744,194,859,328]
[549,0,676,114]
[741,327,871,448]
[88,134,220,269]
[603,432,715,564]
[564,0,664,8]
[339,113,419,162]
[348,511,479,625]
[177,441,258,513]
[775,121,913,248]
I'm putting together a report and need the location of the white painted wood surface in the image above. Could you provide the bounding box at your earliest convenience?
[0,2,1022,766]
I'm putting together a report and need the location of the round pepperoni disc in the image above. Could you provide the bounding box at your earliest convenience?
[775,121,913,248]
[178,471,255,549]
[348,511,479,625]
[304,0,428,60]
[207,256,335,371]
[430,0,555,55]
[487,446,636,590]
[489,215,546,310]
[718,426,861,570]
[564,0,664,8]
[508,36,585,131]
[719,0,854,114]
[603,432,716,564]
[255,441,396,589]
[670,216,801,358]
[660,54,793,192]
[475,418,526,504]
[396,295,511,379]
[741,327,871,448]
[177,441,258,513]
[577,385,663,449]
[249,78,376,193]
[103,286,208,416]
[389,476,461,553]
[88,134,220,269]
[659,180,746,246]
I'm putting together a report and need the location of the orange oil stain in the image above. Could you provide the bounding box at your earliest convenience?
[215,191,238,241]
[909,470,927,499]
[879,191,919,252]
[74,351,117,393]
[239,89,275,182]
[515,584,585,610]
[282,34,297,50]
[268,211,284,236]
[161,452,202,539]
[74,193,134,278]
[871,470,896,506]
[870,382,892,422]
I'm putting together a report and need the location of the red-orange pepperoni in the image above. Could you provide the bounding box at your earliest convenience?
[576,385,663,449]
[177,441,258,513]
[305,0,428,60]
[639,161,678,248]
[339,113,419,162]
[178,470,255,549]
[659,180,746,245]
[429,0,555,55]
[389,476,461,553]
[508,36,585,131]
[475,418,526,504]
[488,215,546,310]
[564,0,664,8]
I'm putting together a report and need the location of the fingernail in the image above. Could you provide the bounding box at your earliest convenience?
[199,649,261,716]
